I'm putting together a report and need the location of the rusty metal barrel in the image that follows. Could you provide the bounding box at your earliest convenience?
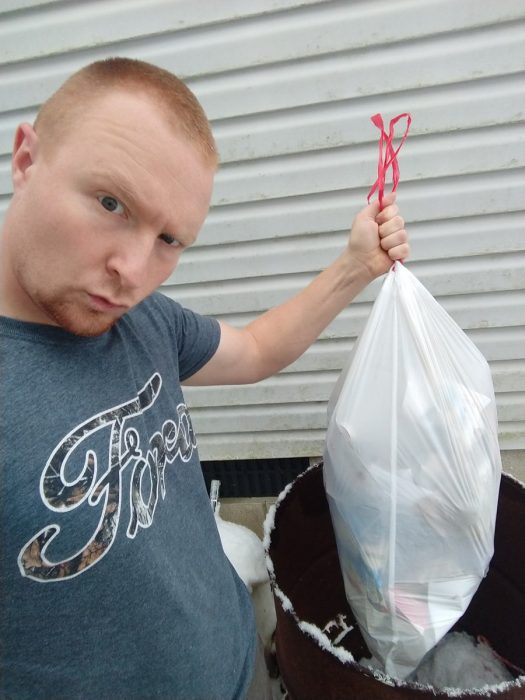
[266,463,525,700]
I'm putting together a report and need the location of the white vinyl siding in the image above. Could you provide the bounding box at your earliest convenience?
[0,0,523,461]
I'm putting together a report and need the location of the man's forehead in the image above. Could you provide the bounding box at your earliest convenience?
[75,90,167,136]
[38,90,164,163]
[62,93,194,175]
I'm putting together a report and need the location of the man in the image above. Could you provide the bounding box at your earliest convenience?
[0,58,408,699]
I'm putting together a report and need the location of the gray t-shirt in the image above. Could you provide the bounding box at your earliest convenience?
[0,292,256,700]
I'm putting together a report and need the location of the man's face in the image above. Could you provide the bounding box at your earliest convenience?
[3,90,215,336]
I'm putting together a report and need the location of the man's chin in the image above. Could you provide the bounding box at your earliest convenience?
[45,302,120,337]
[68,319,117,337]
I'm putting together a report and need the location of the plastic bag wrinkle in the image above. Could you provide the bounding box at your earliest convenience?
[323,263,501,679]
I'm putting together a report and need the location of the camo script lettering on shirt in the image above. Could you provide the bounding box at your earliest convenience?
[17,372,196,582]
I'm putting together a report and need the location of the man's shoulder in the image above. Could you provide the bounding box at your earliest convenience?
[136,291,180,314]
[123,291,182,329]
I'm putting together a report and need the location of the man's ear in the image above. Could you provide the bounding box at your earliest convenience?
[12,123,39,191]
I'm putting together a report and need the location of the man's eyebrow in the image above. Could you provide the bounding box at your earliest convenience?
[92,170,142,209]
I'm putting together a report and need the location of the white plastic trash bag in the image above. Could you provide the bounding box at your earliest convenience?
[323,262,502,679]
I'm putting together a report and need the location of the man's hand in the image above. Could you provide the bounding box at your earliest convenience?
[347,192,409,283]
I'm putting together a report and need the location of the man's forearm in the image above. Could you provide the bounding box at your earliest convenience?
[243,251,371,382]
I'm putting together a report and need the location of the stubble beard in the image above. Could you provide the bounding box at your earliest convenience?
[9,250,123,336]
[37,295,119,337]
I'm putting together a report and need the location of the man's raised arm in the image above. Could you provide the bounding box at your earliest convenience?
[184,193,408,387]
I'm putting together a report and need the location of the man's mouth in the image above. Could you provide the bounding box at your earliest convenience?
[87,293,128,312]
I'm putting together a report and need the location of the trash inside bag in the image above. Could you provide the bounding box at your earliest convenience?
[323,262,502,679]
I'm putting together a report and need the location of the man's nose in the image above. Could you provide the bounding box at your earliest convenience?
[105,234,153,289]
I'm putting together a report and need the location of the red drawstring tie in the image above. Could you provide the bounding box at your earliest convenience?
[367,112,411,209]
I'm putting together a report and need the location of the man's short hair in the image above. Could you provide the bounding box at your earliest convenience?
[34,57,217,166]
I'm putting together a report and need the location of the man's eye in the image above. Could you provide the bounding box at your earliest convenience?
[98,195,125,215]
[159,233,180,247]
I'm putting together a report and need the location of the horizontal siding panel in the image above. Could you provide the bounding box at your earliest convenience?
[210,290,525,341]
[0,0,58,13]
[196,429,327,461]
[187,372,338,409]
[214,73,525,163]
[211,124,524,207]
[401,214,525,263]
[492,361,525,392]
[0,14,524,122]
[189,169,525,247]
[1,0,523,85]
[2,0,524,70]
[193,21,525,120]
[170,213,525,286]
[167,253,525,315]
[192,427,521,457]
[497,393,525,423]
[194,422,525,461]
[190,382,524,433]
[279,327,525,373]
[191,402,327,434]
[326,290,525,337]
[185,364,525,410]
[466,327,525,362]
[498,422,525,451]
[0,1,329,117]
[0,0,323,66]
[189,383,524,459]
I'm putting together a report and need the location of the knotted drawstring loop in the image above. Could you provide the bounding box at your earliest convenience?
[367,112,411,208]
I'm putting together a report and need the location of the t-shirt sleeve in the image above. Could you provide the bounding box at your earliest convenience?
[135,293,221,381]
[175,304,221,381]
